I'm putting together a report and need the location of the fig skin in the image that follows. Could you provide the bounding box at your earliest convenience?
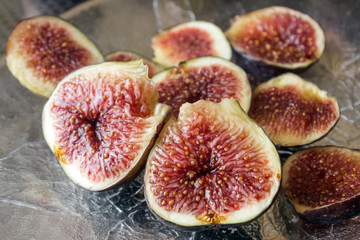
[42,60,170,191]
[152,56,252,117]
[6,15,104,97]
[151,21,232,67]
[282,146,360,224]
[248,73,340,147]
[144,99,281,228]
[226,6,325,70]
[105,50,164,78]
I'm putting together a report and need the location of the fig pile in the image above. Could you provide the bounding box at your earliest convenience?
[6,4,357,229]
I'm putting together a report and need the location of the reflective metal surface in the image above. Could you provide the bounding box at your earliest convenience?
[1,0,359,239]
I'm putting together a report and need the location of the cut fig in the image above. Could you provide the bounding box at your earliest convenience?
[105,51,163,78]
[42,60,170,191]
[282,146,360,224]
[151,21,232,67]
[226,6,325,70]
[248,73,339,146]
[153,56,251,117]
[144,99,281,227]
[6,15,104,97]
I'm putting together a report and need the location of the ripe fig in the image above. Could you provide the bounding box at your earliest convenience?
[144,99,281,227]
[105,50,163,78]
[153,56,251,117]
[282,146,360,224]
[151,21,232,67]
[42,60,170,191]
[6,15,104,97]
[226,6,325,70]
[248,73,339,147]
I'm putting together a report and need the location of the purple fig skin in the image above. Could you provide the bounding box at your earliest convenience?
[293,194,360,224]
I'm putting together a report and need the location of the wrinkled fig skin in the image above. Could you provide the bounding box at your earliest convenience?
[145,99,281,228]
[105,50,163,78]
[226,6,325,71]
[6,15,104,97]
[42,61,170,191]
[282,147,360,224]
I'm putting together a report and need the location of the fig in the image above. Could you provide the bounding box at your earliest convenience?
[226,6,325,70]
[42,60,170,191]
[144,99,281,227]
[6,15,104,97]
[153,56,251,117]
[105,51,163,78]
[248,73,339,146]
[282,146,360,224]
[151,21,232,67]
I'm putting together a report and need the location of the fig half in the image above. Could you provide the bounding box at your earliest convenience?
[42,60,170,191]
[153,56,251,117]
[105,50,163,78]
[144,99,281,227]
[282,146,360,224]
[248,73,340,146]
[151,21,232,67]
[6,15,104,97]
[226,6,325,70]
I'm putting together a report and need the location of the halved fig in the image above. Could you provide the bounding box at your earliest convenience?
[226,6,325,70]
[42,60,170,191]
[153,56,251,117]
[248,73,339,146]
[144,99,281,227]
[105,51,163,78]
[6,15,104,97]
[282,146,360,224]
[151,21,232,67]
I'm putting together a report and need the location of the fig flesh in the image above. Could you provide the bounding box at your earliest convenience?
[144,99,281,227]
[282,146,360,224]
[105,50,163,78]
[6,15,104,97]
[248,73,339,146]
[226,6,325,70]
[153,56,251,117]
[151,21,232,67]
[42,61,170,191]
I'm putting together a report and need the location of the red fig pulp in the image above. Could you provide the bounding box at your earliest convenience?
[42,61,170,191]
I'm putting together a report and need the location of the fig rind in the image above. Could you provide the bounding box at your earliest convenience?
[248,73,340,147]
[282,146,360,224]
[42,60,170,191]
[226,6,325,70]
[145,99,281,227]
[152,56,251,116]
[152,21,232,67]
[6,15,104,97]
[105,50,164,78]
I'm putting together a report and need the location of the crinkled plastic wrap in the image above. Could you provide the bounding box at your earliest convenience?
[1,0,360,239]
